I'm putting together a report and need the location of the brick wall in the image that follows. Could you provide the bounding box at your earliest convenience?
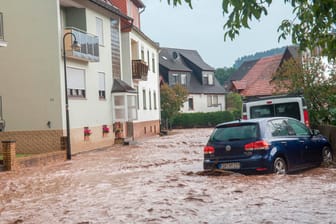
[132,120,160,139]
[0,130,63,154]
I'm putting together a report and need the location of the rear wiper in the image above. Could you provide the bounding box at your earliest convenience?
[228,138,243,141]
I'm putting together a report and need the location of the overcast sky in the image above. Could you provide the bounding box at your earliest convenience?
[140,0,294,68]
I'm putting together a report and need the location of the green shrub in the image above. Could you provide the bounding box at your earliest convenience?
[172,111,235,128]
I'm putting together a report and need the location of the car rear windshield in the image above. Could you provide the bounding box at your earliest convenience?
[211,123,259,142]
[250,102,300,120]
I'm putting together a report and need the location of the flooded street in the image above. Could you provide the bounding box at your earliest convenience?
[1,128,336,224]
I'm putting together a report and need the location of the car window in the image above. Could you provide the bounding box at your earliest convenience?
[211,124,258,142]
[268,119,295,137]
[250,105,274,118]
[274,102,301,121]
[287,119,310,136]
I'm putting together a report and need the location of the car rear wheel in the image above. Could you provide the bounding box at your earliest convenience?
[273,157,287,174]
[322,146,333,164]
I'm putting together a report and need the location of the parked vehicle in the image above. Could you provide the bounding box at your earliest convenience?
[203,117,333,174]
[242,95,310,127]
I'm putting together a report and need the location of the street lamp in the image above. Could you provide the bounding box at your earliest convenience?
[62,32,80,160]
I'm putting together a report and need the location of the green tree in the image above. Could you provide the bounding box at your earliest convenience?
[215,67,236,85]
[166,0,336,61]
[226,92,242,119]
[273,57,336,127]
[160,83,188,129]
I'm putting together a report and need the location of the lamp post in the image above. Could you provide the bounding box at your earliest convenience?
[62,32,80,160]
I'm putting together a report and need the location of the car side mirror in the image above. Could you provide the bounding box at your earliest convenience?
[312,129,321,136]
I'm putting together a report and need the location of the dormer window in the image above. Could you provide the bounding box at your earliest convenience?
[203,73,214,85]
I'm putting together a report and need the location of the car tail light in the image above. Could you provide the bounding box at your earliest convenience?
[204,146,215,154]
[244,140,270,151]
[303,109,310,127]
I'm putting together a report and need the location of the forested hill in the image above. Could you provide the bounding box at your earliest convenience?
[233,46,288,69]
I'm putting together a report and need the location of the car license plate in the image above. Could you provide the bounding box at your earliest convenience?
[219,162,240,170]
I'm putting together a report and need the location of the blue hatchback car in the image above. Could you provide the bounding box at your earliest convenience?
[203,117,333,174]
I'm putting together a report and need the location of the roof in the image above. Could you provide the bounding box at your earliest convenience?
[111,79,136,93]
[229,46,299,97]
[240,54,283,96]
[159,47,213,71]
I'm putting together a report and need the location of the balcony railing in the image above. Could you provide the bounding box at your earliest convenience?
[64,27,99,62]
[132,60,148,81]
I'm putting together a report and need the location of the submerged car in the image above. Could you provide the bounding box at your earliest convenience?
[203,117,333,174]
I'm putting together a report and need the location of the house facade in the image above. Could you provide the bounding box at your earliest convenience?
[228,46,299,98]
[110,0,161,139]
[0,0,160,155]
[159,47,226,113]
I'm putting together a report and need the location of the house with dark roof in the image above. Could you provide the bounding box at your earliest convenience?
[159,47,227,113]
[228,46,299,98]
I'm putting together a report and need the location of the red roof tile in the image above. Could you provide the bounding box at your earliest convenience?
[240,54,283,97]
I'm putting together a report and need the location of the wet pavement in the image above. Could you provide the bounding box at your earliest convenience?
[1,128,336,224]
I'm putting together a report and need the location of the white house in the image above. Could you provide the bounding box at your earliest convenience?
[0,0,160,156]
[159,47,227,113]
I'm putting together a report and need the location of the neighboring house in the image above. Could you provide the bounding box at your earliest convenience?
[0,12,7,47]
[0,0,159,156]
[228,46,299,98]
[110,0,161,139]
[159,47,227,113]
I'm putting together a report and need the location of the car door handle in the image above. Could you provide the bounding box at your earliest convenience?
[299,140,305,143]
[281,141,287,145]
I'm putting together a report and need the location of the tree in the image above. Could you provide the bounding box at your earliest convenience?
[225,92,242,119]
[215,67,236,85]
[167,0,336,61]
[273,57,336,126]
[160,83,188,129]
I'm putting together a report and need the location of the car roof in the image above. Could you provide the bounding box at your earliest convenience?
[216,117,294,127]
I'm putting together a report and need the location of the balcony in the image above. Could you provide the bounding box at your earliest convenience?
[64,27,99,62]
[132,60,148,81]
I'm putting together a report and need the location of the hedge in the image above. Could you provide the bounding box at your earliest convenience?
[172,111,236,128]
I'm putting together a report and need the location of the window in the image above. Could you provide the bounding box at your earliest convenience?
[207,95,218,107]
[96,17,104,45]
[288,119,310,136]
[127,95,137,120]
[149,90,152,110]
[147,50,150,71]
[152,53,155,72]
[153,91,157,109]
[98,72,106,99]
[188,98,194,110]
[141,46,144,60]
[181,74,187,86]
[114,95,125,120]
[142,89,146,109]
[203,73,214,85]
[268,119,293,137]
[67,67,86,98]
[172,74,178,85]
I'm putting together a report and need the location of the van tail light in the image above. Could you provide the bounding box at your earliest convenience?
[204,146,215,154]
[244,140,270,151]
[242,114,247,120]
[303,109,310,127]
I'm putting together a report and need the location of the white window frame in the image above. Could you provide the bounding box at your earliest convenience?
[96,17,104,45]
[181,74,187,85]
[67,67,86,98]
[98,72,106,100]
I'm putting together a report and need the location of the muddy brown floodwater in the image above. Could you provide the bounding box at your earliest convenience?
[1,128,336,224]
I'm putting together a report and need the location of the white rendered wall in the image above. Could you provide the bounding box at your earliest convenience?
[181,94,226,113]
[0,0,63,131]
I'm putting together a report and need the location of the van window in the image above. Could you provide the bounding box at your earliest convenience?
[250,102,300,120]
